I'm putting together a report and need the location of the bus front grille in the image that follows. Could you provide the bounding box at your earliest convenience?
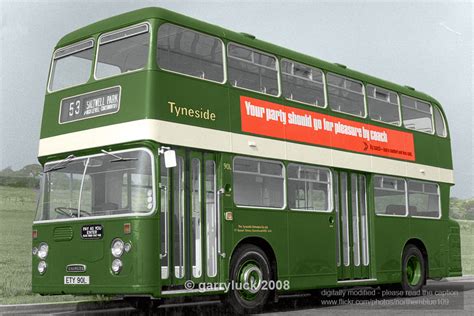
[53,226,73,241]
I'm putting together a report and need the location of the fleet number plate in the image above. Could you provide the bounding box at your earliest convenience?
[64,276,90,285]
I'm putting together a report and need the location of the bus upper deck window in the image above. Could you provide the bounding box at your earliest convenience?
[401,95,434,134]
[227,43,279,96]
[95,23,150,79]
[327,73,365,117]
[281,59,326,108]
[48,39,94,92]
[157,23,225,83]
[433,105,447,137]
[367,85,401,126]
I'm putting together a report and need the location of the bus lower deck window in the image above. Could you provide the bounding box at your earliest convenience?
[287,163,331,212]
[374,175,407,216]
[407,181,440,218]
[233,157,284,208]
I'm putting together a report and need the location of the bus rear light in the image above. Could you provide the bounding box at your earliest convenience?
[124,223,131,234]
[32,230,38,239]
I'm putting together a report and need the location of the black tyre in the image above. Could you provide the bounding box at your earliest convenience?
[401,244,426,295]
[226,244,273,314]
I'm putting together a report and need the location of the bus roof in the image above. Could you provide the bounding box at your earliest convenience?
[56,7,443,110]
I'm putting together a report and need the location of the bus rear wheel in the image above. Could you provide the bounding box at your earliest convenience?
[401,244,426,295]
[226,244,273,314]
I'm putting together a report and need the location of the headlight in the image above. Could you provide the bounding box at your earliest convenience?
[111,239,124,258]
[38,261,47,274]
[38,242,49,259]
[111,259,122,274]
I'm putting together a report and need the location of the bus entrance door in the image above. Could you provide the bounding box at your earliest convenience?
[160,149,220,292]
[336,172,371,281]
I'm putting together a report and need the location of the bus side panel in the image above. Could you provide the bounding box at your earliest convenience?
[229,208,289,282]
[153,71,231,137]
[408,218,446,279]
[447,220,462,277]
[287,211,336,289]
[408,183,452,279]
[373,216,409,283]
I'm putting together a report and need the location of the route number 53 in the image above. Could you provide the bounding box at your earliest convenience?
[69,100,81,117]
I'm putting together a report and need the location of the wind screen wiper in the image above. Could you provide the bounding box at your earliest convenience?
[44,155,75,173]
[101,150,138,162]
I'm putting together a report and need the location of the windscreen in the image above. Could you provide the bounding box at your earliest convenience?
[48,40,94,91]
[35,149,154,221]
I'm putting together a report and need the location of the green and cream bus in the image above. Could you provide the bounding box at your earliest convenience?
[32,7,462,313]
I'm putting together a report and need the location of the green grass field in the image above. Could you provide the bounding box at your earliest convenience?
[0,185,473,305]
[0,186,95,305]
[458,219,474,275]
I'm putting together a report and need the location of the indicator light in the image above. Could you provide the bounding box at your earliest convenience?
[124,223,131,235]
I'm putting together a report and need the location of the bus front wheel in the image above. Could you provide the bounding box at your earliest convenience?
[401,244,426,295]
[226,244,273,314]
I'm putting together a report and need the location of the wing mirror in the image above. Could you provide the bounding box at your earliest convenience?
[159,147,177,168]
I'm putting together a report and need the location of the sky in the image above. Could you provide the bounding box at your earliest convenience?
[0,0,472,197]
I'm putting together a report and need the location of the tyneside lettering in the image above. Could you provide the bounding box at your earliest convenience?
[168,101,216,121]
[241,96,414,161]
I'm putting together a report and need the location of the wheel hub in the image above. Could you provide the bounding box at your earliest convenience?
[238,261,263,299]
[406,255,422,286]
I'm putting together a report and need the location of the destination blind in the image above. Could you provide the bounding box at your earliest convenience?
[59,86,121,124]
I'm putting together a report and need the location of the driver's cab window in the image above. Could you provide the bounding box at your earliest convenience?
[36,149,154,221]
[122,173,154,212]
[80,153,154,216]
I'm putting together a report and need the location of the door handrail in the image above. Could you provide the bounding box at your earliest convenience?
[217,188,225,258]
[159,183,168,259]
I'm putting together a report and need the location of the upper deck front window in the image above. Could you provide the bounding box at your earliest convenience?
[95,23,150,79]
[35,149,155,222]
[48,39,94,92]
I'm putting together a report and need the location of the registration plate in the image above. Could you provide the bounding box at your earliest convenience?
[64,276,90,285]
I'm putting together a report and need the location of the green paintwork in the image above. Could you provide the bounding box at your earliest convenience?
[407,255,422,286]
[41,7,452,170]
[33,7,462,301]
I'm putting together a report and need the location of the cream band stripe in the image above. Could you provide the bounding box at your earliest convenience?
[38,119,454,184]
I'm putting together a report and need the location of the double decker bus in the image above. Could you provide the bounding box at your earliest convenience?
[32,7,462,313]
